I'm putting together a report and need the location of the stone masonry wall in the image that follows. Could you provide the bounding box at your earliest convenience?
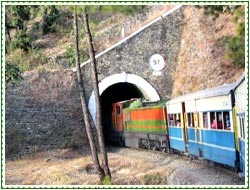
[82,6,184,100]
[5,70,87,159]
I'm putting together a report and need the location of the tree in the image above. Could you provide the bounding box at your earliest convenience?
[226,7,245,67]
[6,5,32,52]
[82,6,111,180]
[10,5,30,31]
[73,6,106,183]
[42,5,60,34]
[5,12,12,43]
[11,29,31,52]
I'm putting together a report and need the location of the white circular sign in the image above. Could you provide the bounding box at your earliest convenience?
[149,54,165,71]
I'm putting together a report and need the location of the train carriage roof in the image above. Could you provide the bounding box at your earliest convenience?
[234,72,245,90]
[167,73,245,104]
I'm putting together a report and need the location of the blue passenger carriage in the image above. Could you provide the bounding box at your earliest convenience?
[194,84,238,168]
[166,80,243,169]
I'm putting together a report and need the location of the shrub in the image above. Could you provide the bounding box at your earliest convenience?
[6,48,47,72]
[5,62,23,84]
[64,46,87,67]
[225,36,244,68]
[42,5,60,34]
[10,29,31,52]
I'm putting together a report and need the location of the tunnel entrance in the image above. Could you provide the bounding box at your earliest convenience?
[100,82,144,142]
[88,73,160,144]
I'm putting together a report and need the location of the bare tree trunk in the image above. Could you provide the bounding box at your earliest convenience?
[82,7,111,179]
[73,6,105,182]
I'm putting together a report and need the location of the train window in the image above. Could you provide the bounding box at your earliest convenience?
[176,113,181,127]
[187,113,194,128]
[202,112,209,129]
[210,112,217,129]
[116,105,121,115]
[210,111,231,130]
[210,112,222,129]
[217,112,223,129]
[238,113,245,139]
[168,114,175,126]
[223,112,231,130]
[168,113,181,127]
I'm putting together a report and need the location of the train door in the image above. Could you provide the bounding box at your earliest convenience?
[234,107,245,176]
[185,99,204,157]
[191,112,203,157]
[167,101,186,152]
[186,112,198,156]
[112,103,124,132]
[181,102,188,148]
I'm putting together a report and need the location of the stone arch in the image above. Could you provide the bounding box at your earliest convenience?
[88,72,160,122]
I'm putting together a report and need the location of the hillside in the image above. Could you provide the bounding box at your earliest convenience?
[9,5,174,69]
[171,6,244,97]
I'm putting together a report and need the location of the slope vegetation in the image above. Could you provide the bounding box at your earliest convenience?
[172,6,244,97]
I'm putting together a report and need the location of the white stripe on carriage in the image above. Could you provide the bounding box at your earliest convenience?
[188,140,236,152]
[169,136,183,141]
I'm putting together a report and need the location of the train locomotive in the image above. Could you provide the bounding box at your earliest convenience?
[110,99,170,152]
[109,73,246,175]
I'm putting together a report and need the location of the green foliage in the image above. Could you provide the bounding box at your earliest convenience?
[196,5,240,20]
[5,62,23,84]
[233,8,245,36]
[225,36,245,67]
[197,5,245,67]
[64,47,75,66]
[102,176,112,185]
[85,5,146,16]
[29,5,40,18]
[10,29,31,52]
[42,5,60,34]
[226,7,244,67]
[10,5,30,30]
[6,6,34,52]
[64,46,87,67]
[100,5,146,15]
[6,48,47,72]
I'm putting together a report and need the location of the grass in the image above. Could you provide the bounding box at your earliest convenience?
[5,148,170,185]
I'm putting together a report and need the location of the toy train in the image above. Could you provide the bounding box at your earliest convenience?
[108,73,246,176]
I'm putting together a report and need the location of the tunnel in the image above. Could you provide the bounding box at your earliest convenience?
[100,82,144,142]
[88,73,160,144]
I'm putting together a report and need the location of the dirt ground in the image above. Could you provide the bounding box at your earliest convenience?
[5,147,245,187]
